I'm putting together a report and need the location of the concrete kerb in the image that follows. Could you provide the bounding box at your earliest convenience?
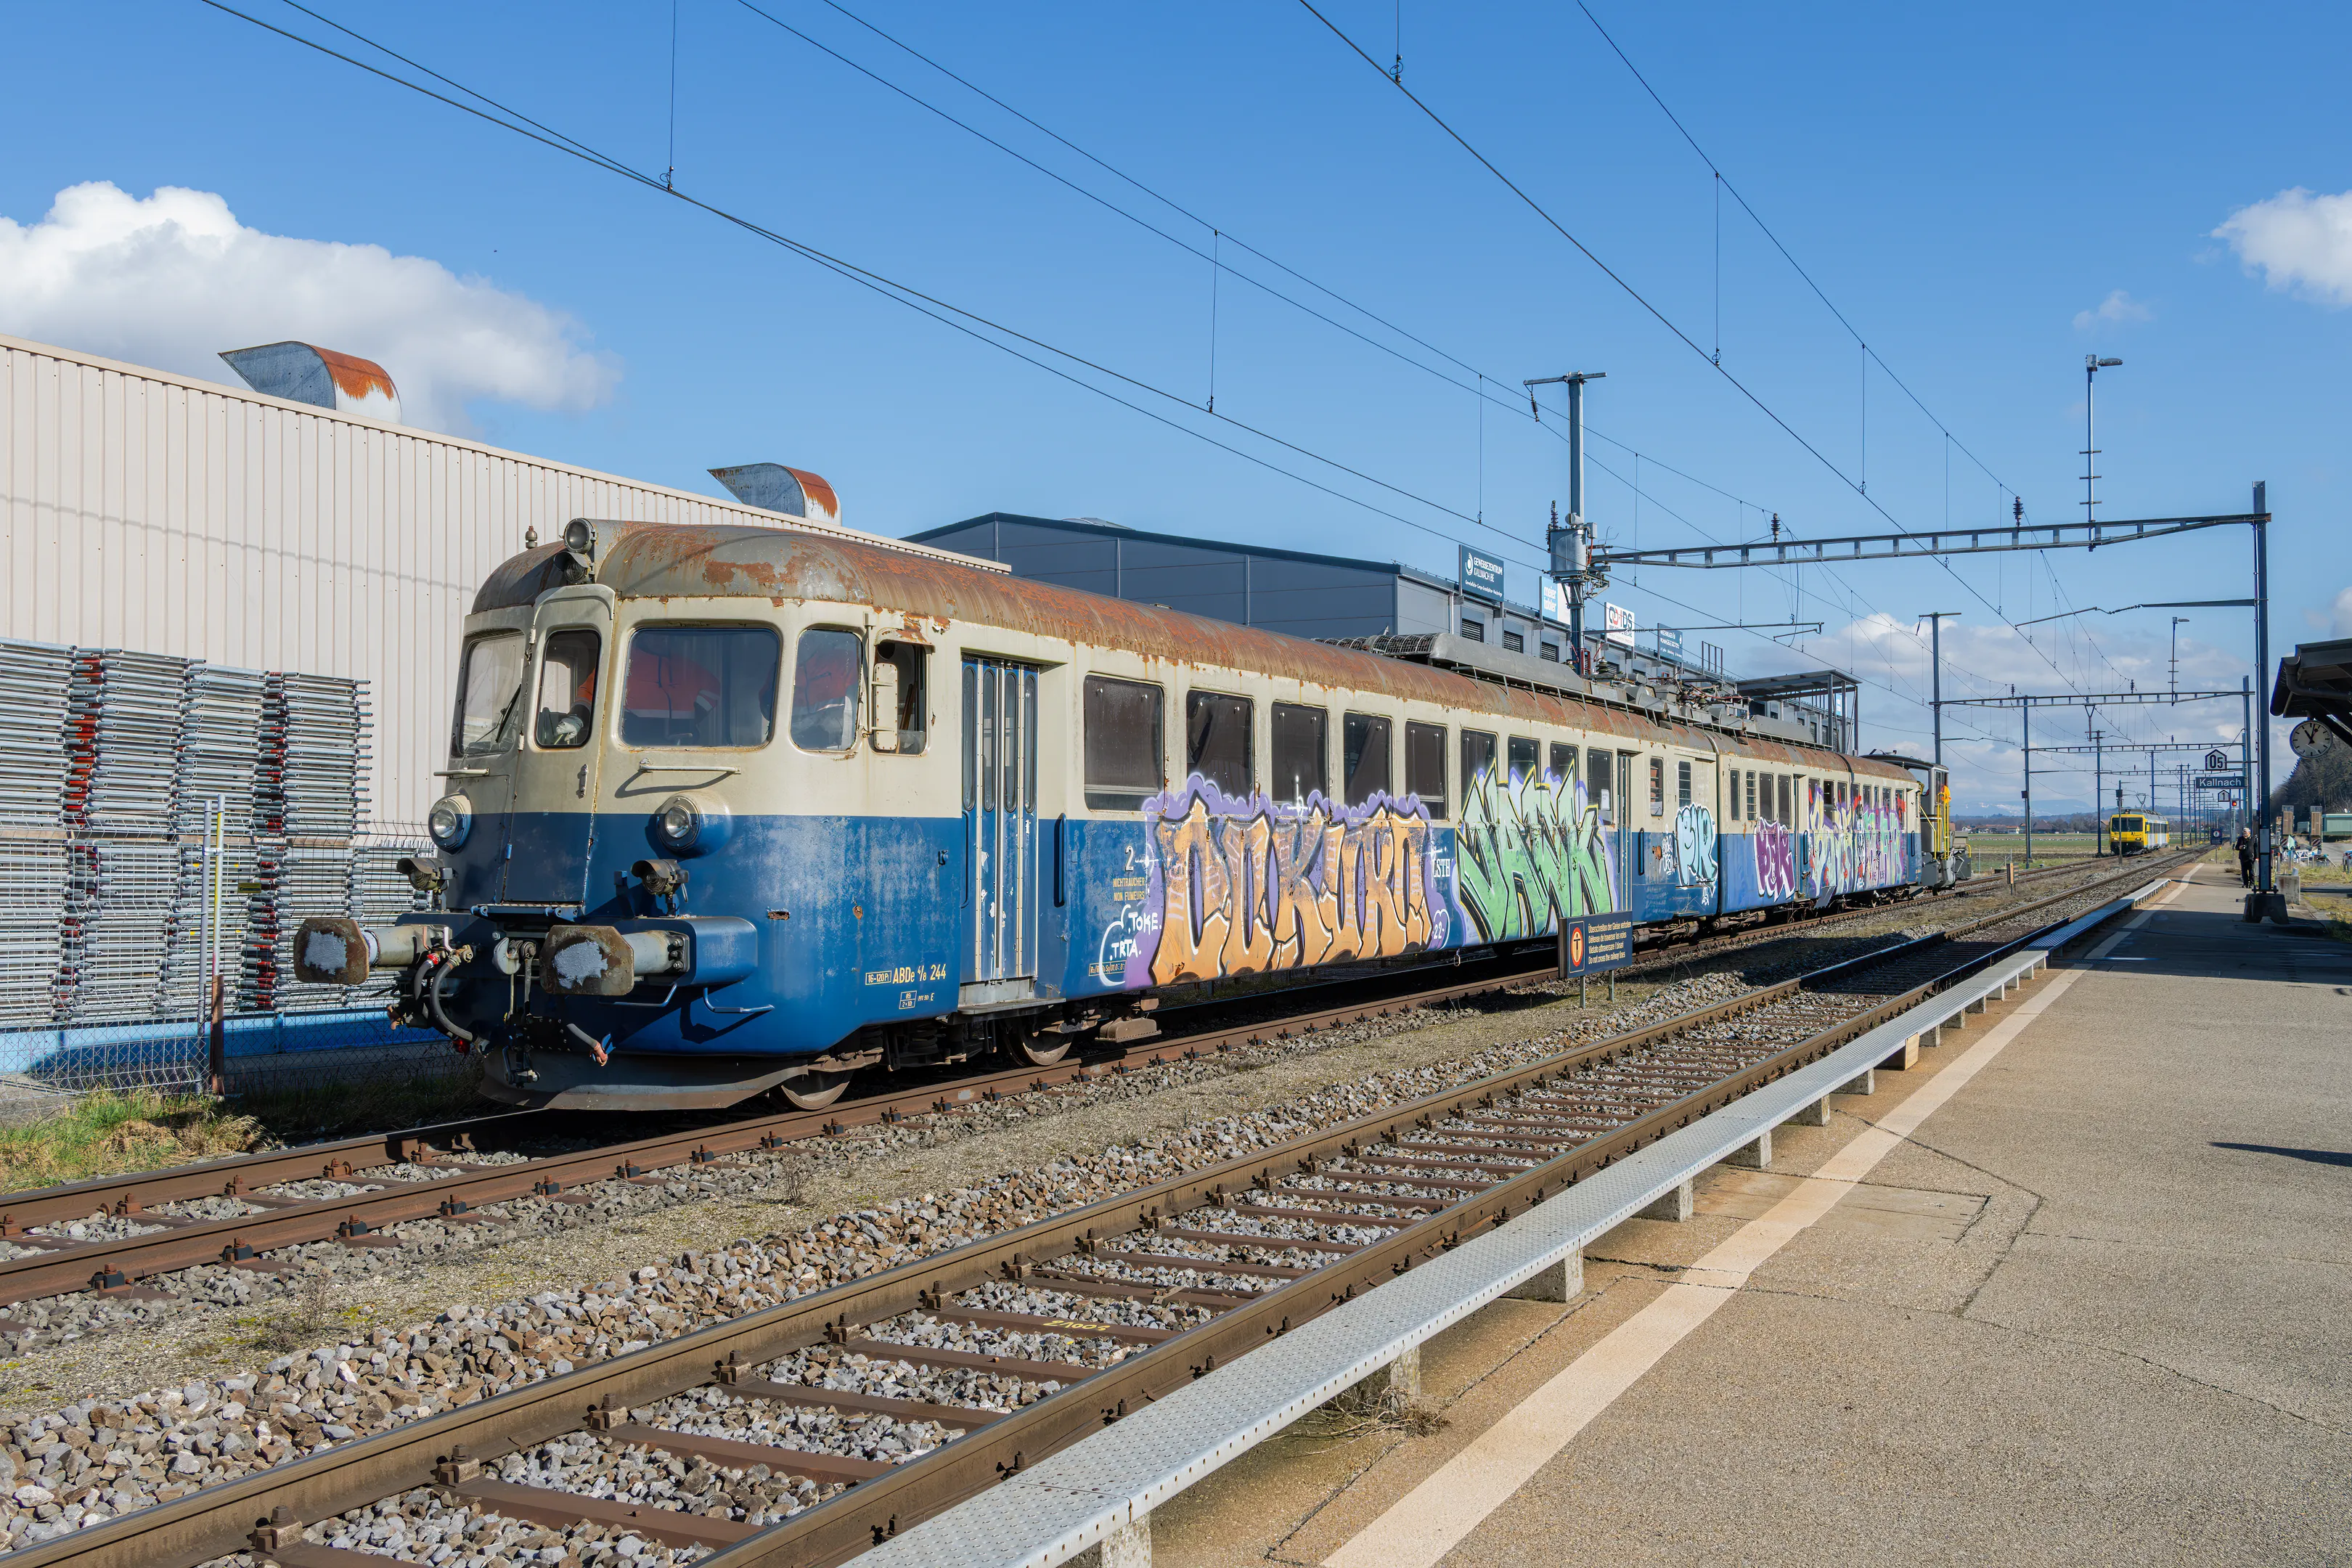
[855,877,2176,1568]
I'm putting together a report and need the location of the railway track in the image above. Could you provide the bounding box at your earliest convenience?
[0,853,2147,1328]
[1,849,2192,1568]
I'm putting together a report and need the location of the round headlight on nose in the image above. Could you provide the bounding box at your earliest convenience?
[428,794,473,849]
[656,795,700,849]
[650,792,729,856]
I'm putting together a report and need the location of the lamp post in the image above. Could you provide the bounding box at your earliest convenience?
[2084,355,2123,521]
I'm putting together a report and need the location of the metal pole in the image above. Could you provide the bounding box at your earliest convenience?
[197,798,213,1048]
[1568,376,1588,669]
[2242,674,2253,844]
[2253,482,2272,895]
[2092,725,2103,856]
[2022,700,2033,867]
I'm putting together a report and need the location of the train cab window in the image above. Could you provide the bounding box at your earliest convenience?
[1272,703,1329,804]
[1649,756,1666,817]
[1084,676,1164,809]
[1186,691,1254,799]
[626,624,783,750]
[872,640,928,755]
[1549,743,1576,788]
[1588,748,1614,818]
[1461,730,1498,792]
[1406,721,1447,819]
[1507,736,1538,785]
[787,627,862,752]
[531,629,601,750]
[1678,760,1693,809]
[452,632,527,756]
[1343,713,1392,806]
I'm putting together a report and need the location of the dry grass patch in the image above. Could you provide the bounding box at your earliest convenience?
[0,1089,264,1190]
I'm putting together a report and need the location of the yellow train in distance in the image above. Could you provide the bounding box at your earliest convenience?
[2108,812,2171,854]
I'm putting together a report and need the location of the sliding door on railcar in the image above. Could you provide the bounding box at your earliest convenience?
[962,656,1041,1000]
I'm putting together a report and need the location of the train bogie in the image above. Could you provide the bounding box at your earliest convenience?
[293,520,1937,1110]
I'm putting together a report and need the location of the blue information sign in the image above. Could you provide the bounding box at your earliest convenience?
[1557,913,1636,976]
[1459,545,1506,603]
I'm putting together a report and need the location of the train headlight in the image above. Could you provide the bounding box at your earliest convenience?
[650,792,730,856]
[428,793,474,850]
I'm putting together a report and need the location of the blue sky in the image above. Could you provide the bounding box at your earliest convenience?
[4,1,2345,813]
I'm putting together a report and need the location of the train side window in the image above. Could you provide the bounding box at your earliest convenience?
[1272,703,1329,804]
[1461,730,1498,793]
[531,629,601,750]
[1186,691,1254,799]
[1405,721,1447,820]
[1588,748,1613,818]
[1649,756,1665,817]
[785,627,862,752]
[1507,736,1538,785]
[1343,712,1392,806]
[1678,759,1693,809]
[870,640,928,755]
[1084,676,1164,809]
[1778,774,1792,825]
[452,632,527,756]
[1725,767,1739,820]
[1549,743,1576,788]
[627,624,783,750]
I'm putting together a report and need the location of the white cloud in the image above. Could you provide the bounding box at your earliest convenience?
[2213,187,2352,307]
[2073,288,2150,330]
[2330,584,2352,637]
[0,181,617,433]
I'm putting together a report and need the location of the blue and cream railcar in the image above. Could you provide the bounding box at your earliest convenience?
[293,520,1924,1111]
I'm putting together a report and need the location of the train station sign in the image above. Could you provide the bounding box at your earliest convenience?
[1558,912,1636,976]
[2195,774,2245,791]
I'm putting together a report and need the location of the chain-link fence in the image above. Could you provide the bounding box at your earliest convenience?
[1,637,460,1111]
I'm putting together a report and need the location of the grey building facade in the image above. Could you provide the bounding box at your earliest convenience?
[907,513,1573,656]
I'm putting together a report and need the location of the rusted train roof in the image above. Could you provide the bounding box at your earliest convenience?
[475,521,1908,782]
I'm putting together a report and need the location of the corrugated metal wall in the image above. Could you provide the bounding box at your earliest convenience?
[0,332,988,828]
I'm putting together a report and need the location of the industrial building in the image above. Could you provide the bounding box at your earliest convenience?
[910,512,1859,751]
[0,331,974,828]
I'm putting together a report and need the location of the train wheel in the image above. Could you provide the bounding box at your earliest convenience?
[1008,1027,1071,1068]
[777,1069,850,1111]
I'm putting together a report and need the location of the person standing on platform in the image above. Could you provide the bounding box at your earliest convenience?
[2237,828,2255,887]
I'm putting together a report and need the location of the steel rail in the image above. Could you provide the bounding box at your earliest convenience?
[0,854,2164,1307]
[0,846,2082,1235]
[12,854,2191,1568]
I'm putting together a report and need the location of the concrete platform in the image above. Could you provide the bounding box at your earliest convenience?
[1153,865,2352,1567]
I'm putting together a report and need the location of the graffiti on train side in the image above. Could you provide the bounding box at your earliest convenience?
[1119,779,1455,987]
[1673,804,1718,888]
[1801,783,1910,897]
[1455,768,1620,942]
[1754,818,1797,901]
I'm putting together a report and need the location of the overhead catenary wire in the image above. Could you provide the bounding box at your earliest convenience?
[205,0,1553,576]
[1294,0,2110,706]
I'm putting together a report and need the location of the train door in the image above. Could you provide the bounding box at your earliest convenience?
[1614,751,1636,912]
[962,656,1040,997]
[502,585,616,905]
